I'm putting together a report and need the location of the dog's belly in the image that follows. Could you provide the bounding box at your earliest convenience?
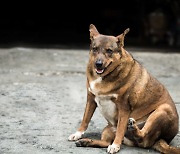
[95,95,117,126]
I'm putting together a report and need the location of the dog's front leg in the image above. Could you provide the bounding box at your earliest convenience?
[107,107,130,153]
[68,91,96,141]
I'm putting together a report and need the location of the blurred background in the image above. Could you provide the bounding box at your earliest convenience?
[0,0,179,49]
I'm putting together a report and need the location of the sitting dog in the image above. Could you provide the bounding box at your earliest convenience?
[68,24,180,154]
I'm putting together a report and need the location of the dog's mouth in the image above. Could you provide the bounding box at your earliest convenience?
[95,68,105,74]
[94,60,112,75]
[95,62,112,75]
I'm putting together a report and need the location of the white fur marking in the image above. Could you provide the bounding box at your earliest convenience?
[68,131,84,141]
[107,143,120,153]
[95,95,117,126]
[89,77,102,95]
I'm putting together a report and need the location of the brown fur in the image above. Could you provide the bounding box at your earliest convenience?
[68,24,179,154]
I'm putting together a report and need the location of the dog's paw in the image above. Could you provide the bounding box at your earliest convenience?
[127,118,136,131]
[107,144,120,154]
[75,138,93,147]
[68,131,84,141]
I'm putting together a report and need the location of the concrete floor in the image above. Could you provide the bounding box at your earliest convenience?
[0,47,179,154]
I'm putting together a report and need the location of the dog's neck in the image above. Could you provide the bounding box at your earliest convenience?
[103,50,135,80]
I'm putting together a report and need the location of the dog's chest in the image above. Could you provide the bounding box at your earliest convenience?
[89,77,102,95]
[95,95,117,126]
[89,77,118,126]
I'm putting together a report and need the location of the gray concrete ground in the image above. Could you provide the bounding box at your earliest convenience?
[0,47,180,154]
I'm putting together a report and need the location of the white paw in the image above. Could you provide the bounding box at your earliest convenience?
[68,131,84,141]
[107,144,120,154]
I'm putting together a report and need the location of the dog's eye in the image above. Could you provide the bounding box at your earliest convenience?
[106,49,113,54]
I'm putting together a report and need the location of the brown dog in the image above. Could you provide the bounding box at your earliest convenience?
[68,24,180,154]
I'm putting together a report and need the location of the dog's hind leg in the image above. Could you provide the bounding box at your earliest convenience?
[127,105,178,149]
[127,113,165,148]
[75,125,115,148]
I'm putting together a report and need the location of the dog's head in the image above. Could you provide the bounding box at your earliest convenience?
[88,24,130,77]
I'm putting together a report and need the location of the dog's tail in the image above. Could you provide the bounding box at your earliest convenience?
[153,139,180,154]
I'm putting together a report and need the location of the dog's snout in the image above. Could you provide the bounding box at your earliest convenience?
[95,59,103,68]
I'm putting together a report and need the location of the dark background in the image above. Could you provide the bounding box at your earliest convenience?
[0,0,179,49]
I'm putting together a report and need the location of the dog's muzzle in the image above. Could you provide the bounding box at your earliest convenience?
[95,59,104,74]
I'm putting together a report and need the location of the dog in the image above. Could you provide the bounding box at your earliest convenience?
[68,24,180,154]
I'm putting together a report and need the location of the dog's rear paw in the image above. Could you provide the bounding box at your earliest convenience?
[75,138,93,147]
[68,131,84,141]
[127,118,136,130]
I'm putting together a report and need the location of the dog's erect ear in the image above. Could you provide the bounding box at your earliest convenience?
[89,24,99,40]
[116,28,130,47]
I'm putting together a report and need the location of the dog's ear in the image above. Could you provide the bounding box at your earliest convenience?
[89,24,99,40]
[116,28,130,47]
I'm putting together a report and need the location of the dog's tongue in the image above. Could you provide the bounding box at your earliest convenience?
[96,68,104,74]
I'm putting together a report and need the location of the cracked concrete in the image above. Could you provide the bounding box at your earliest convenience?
[0,47,179,154]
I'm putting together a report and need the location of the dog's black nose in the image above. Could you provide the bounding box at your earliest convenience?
[95,59,103,69]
